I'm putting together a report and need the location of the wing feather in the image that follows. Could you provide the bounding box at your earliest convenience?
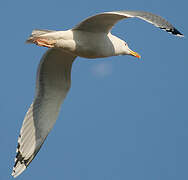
[12,48,76,178]
[73,10,183,36]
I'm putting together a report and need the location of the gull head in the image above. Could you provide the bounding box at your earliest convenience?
[123,42,141,59]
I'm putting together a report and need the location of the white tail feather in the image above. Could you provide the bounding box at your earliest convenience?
[26,29,55,44]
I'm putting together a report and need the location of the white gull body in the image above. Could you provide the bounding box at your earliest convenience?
[12,10,183,178]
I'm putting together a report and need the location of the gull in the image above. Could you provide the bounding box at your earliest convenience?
[12,10,183,178]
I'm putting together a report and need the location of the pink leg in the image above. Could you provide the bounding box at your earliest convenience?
[33,38,56,48]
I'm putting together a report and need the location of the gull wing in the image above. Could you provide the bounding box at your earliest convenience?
[73,10,183,36]
[12,48,76,178]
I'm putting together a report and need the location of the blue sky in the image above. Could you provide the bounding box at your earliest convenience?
[0,0,187,179]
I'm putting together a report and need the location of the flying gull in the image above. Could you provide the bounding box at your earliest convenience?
[12,10,183,178]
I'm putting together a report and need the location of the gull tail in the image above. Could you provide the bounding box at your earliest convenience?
[26,29,55,44]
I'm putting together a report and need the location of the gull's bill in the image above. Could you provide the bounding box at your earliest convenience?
[129,50,141,58]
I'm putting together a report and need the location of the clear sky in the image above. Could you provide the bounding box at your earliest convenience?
[0,0,187,180]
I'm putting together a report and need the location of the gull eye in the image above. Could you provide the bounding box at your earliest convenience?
[124,43,127,46]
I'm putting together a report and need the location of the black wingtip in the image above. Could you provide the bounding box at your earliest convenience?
[160,27,184,37]
[167,28,184,37]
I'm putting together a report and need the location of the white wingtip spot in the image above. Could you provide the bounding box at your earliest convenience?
[176,34,184,38]
[12,163,26,178]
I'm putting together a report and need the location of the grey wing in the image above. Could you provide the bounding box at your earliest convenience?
[12,48,76,178]
[73,10,183,36]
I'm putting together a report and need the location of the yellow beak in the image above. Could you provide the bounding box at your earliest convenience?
[129,50,141,59]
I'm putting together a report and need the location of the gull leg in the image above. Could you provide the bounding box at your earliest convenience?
[33,38,56,48]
